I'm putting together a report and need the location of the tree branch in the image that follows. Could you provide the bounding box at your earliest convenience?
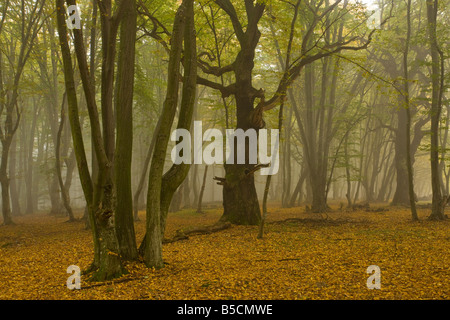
[214,0,245,43]
[196,75,236,98]
[197,57,235,77]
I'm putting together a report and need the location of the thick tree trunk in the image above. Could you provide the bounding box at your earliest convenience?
[221,164,261,225]
[114,0,138,261]
[218,17,263,226]
[310,175,328,213]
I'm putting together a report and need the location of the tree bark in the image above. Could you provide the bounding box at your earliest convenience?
[114,0,139,261]
[133,117,161,220]
[215,1,265,225]
[56,92,75,221]
[141,0,196,268]
[404,0,419,221]
[0,138,13,225]
[57,0,126,281]
[427,0,446,220]
[9,134,21,216]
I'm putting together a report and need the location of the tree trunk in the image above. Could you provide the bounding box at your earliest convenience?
[133,117,160,220]
[0,139,13,225]
[57,0,126,281]
[344,134,352,207]
[182,174,191,208]
[192,163,199,208]
[221,164,261,224]
[141,0,196,268]
[56,93,75,221]
[403,0,418,221]
[49,176,63,215]
[219,21,264,225]
[197,165,209,213]
[427,0,446,220]
[258,175,271,239]
[391,94,410,206]
[114,0,138,261]
[289,167,306,207]
[9,134,21,216]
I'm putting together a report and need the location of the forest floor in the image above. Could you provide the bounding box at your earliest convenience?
[0,202,449,300]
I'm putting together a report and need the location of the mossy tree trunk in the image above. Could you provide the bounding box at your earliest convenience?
[57,0,138,280]
[141,0,197,268]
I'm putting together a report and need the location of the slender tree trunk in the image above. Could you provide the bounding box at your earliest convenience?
[133,117,161,220]
[197,166,209,213]
[9,134,21,216]
[289,167,306,207]
[344,134,352,207]
[56,93,75,221]
[404,0,418,221]
[0,138,13,225]
[427,0,446,220]
[141,0,196,268]
[192,163,199,209]
[257,175,271,239]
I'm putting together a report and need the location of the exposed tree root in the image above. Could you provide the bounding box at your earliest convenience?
[163,221,232,244]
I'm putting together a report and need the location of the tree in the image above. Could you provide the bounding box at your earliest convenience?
[427,0,446,220]
[56,0,139,280]
[140,0,197,268]
[0,0,46,225]
[403,0,418,220]
[114,0,139,261]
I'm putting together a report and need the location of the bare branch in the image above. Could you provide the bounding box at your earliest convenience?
[196,75,236,98]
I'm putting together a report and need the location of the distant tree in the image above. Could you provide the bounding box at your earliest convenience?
[0,0,46,225]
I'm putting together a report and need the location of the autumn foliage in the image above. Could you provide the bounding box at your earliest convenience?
[0,204,449,300]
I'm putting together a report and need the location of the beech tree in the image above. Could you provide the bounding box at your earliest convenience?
[0,0,46,225]
[56,0,138,280]
[139,0,197,268]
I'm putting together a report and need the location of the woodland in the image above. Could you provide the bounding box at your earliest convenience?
[0,0,449,300]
